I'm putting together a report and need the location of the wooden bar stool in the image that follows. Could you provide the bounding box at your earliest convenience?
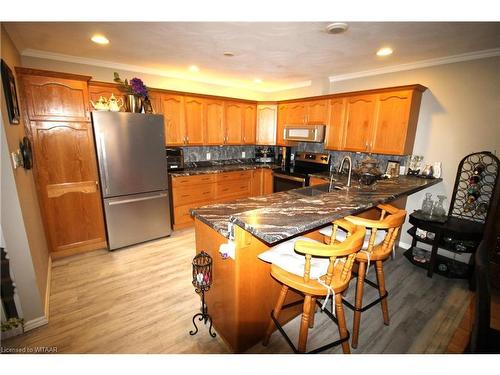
[259,219,366,353]
[342,204,407,349]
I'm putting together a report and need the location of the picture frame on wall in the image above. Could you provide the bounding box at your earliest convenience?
[385,160,401,178]
[1,59,21,125]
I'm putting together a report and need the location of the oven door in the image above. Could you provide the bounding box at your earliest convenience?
[273,173,307,192]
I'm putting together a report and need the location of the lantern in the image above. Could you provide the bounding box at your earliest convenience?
[189,251,216,337]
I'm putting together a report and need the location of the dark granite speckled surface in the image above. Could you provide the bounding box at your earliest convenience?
[169,162,281,177]
[191,176,442,245]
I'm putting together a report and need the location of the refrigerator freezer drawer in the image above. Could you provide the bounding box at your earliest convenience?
[103,191,172,250]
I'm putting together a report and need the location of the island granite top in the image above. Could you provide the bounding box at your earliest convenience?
[190,176,442,245]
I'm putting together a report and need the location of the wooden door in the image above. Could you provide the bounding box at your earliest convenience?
[184,96,205,145]
[161,94,185,146]
[325,97,346,150]
[371,90,412,155]
[287,102,306,124]
[225,101,243,144]
[276,104,288,146]
[242,103,256,144]
[262,169,274,194]
[342,95,376,152]
[306,99,328,124]
[20,74,90,122]
[205,99,224,145]
[30,121,106,256]
[89,82,125,112]
[256,104,277,145]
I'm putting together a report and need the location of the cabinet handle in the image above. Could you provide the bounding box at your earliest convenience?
[186,136,189,143]
[202,191,210,195]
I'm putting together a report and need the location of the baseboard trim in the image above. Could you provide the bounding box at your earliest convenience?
[24,316,48,332]
[398,241,412,250]
[44,257,52,319]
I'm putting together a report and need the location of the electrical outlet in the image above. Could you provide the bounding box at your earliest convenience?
[206,152,211,160]
[242,151,246,158]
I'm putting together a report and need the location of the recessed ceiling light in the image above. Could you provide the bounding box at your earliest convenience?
[91,34,109,45]
[376,47,393,56]
[189,65,200,72]
[325,22,348,34]
[254,78,263,84]
[223,52,234,57]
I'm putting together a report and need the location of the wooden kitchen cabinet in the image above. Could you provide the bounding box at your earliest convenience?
[325,97,347,150]
[184,96,206,145]
[287,102,307,124]
[224,101,244,144]
[306,99,328,124]
[205,99,225,145]
[16,68,107,258]
[256,104,277,145]
[370,90,420,155]
[147,90,164,115]
[160,93,185,146]
[342,94,377,152]
[276,104,288,146]
[242,103,256,144]
[262,168,274,194]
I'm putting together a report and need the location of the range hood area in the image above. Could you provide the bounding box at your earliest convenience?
[283,124,326,142]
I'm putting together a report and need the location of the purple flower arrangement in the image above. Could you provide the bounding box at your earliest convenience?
[113,72,149,98]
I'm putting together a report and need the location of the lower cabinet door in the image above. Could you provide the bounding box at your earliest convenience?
[103,190,172,250]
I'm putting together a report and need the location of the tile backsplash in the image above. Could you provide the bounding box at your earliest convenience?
[292,142,410,174]
[179,143,409,174]
[182,146,256,162]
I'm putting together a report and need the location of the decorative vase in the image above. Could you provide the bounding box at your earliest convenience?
[125,94,143,113]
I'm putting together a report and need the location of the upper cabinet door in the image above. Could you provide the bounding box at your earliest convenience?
[287,102,306,124]
[306,99,328,124]
[89,82,126,112]
[256,104,277,145]
[371,90,412,155]
[147,91,164,115]
[242,103,256,144]
[184,96,205,145]
[225,101,243,144]
[342,95,376,152]
[205,99,225,145]
[162,94,185,146]
[324,97,347,150]
[21,75,90,122]
[276,104,288,146]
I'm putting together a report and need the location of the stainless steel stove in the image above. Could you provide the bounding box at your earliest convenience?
[273,152,330,192]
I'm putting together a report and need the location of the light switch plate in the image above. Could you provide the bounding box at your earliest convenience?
[206,152,211,160]
[242,151,246,158]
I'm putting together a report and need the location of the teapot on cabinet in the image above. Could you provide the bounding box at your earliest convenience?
[108,94,124,112]
[89,96,109,111]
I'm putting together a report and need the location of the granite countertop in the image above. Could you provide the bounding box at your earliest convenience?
[191,176,442,245]
[169,162,282,177]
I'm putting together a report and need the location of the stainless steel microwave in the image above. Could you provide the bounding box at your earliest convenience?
[283,124,326,142]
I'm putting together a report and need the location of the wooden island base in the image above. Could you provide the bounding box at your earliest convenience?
[195,218,326,353]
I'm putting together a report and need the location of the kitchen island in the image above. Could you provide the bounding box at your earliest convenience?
[191,176,441,352]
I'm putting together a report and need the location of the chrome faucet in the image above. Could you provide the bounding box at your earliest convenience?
[338,155,353,187]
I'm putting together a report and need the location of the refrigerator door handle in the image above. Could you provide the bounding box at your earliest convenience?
[108,193,168,206]
[98,132,111,195]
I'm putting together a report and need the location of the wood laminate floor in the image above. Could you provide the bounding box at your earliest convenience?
[2,228,472,354]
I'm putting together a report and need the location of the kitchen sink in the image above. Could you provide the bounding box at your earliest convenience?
[290,183,345,197]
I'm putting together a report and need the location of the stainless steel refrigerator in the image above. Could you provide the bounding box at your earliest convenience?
[92,112,172,250]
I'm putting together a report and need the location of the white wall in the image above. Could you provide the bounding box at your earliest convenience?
[1,119,45,322]
[329,56,500,247]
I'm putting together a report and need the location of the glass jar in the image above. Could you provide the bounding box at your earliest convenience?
[421,193,433,215]
[431,195,447,218]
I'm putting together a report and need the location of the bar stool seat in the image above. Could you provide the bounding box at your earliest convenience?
[260,219,366,354]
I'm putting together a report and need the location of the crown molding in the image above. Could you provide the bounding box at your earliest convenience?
[329,48,500,82]
[20,49,311,93]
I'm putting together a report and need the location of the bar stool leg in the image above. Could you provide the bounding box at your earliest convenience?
[375,261,390,325]
[351,261,366,349]
[298,295,312,353]
[263,284,288,346]
[309,297,317,328]
[335,293,350,354]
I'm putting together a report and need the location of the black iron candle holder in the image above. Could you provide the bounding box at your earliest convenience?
[189,251,216,338]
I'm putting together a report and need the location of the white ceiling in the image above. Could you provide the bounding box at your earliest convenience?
[4,22,500,92]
